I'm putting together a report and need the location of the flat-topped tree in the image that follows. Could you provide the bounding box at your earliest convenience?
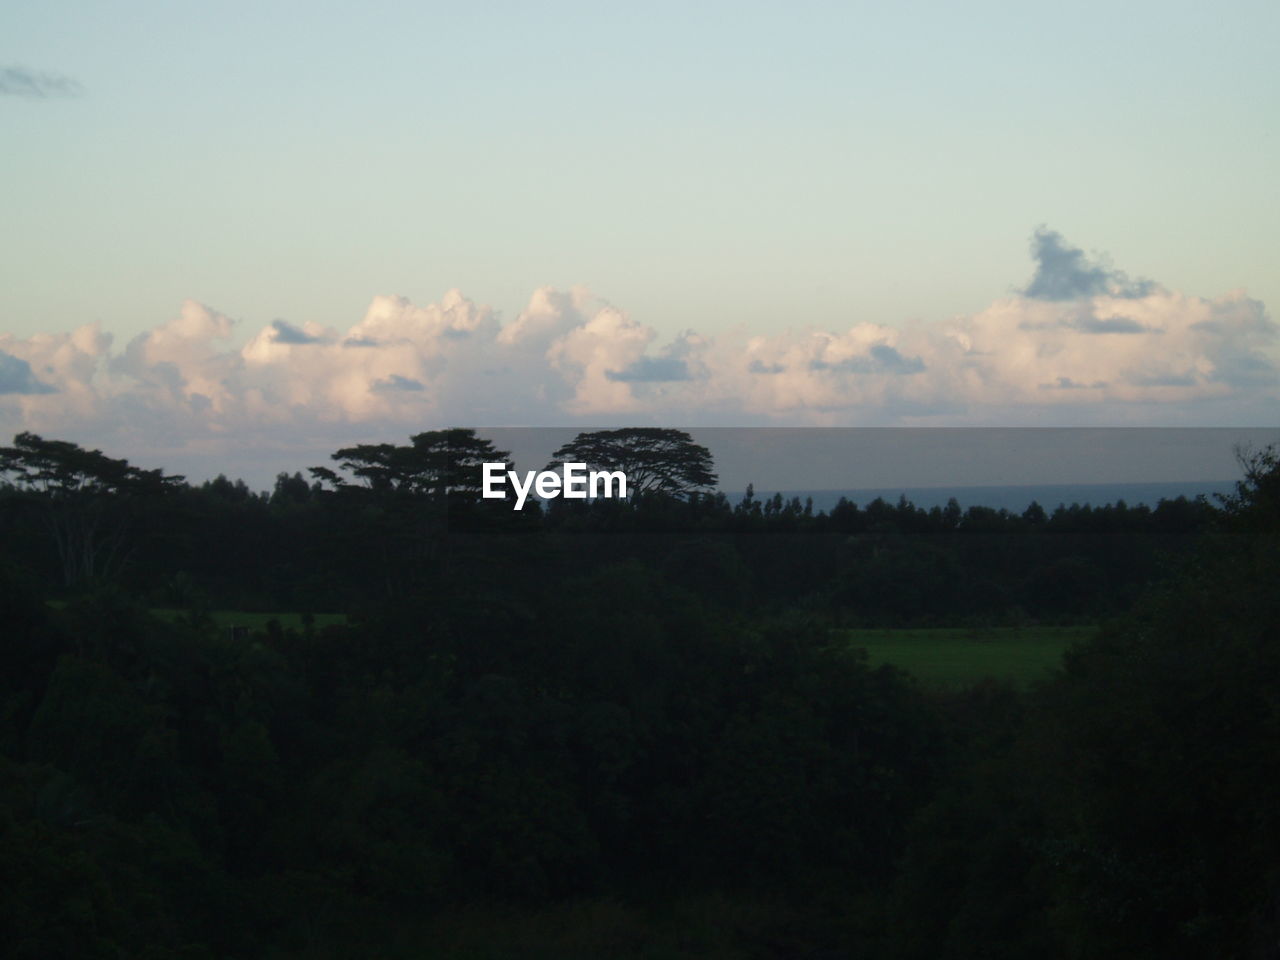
[548,428,717,500]
[322,442,405,492]
[407,428,512,500]
[313,428,512,501]
[0,432,182,496]
[0,432,185,586]
[307,430,518,594]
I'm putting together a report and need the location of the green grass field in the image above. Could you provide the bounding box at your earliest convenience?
[58,599,1085,687]
[844,625,1095,688]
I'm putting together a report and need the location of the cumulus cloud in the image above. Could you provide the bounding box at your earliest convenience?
[270,320,327,345]
[1023,228,1154,300]
[0,66,83,98]
[0,231,1276,478]
[0,352,56,395]
[811,344,926,375]
[607,356,693,383]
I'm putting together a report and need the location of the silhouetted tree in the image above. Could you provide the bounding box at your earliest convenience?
[0,432,182,586]
[1217,442,1280,531]
[548,428,717,501]
[312,428,511,500]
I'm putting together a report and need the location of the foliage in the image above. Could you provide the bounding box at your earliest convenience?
[547,427,717,501]
[887,441,1280,959]
[1,430,1276,956]
[0,555,939,955]
[314,427,511,499]
[0,432,183,587]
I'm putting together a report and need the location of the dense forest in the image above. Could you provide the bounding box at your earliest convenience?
[1,429,1277,958]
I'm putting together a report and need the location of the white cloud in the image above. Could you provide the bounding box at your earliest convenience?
[1,234,1276,479]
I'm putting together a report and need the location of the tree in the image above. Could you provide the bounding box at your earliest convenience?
[404,428,513,502]
[0,432,183,587]
[547,428,717,501]
[312,428,511,501]
[306,429,518,595]
[1217,442,1280,531]
[270,471,314,507]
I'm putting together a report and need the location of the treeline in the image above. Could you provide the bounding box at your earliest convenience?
[0,430,1222,623]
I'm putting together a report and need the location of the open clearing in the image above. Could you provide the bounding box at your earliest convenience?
[61,600,1088,688]
[845,625,1095,688]
[172,613,1091,688]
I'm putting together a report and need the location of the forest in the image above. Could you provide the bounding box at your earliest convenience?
[1,428,1277,959]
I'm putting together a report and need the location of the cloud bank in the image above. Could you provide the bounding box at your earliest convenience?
[1,232,1275,479]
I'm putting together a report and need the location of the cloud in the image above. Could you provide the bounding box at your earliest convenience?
[870,344,927,374]
[0,352,56,394]
[112,301,239,404]
[372,374,425,393]
[606,355,692,382]
[1069,313,1151,335]
[0,230,1275,479]
[1041,377,1107,391]
[0,66,84,98]
[270,320,326,344]
[1023,228,1154,301]
[1126,371,1196,387]
[1209,352,1277,388]
[812,344,926,375]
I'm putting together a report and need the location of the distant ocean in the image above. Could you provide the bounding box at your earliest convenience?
[721,480,1240,514]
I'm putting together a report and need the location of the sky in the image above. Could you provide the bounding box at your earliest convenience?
[2,1,1278,485]
[488,427,1272,495]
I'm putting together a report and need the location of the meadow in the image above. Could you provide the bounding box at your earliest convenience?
[845,624,1095,688]
[146,607,1091,690]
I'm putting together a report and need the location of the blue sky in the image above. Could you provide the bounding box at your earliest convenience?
[5,1,1278,339]
[1,1,1277,480]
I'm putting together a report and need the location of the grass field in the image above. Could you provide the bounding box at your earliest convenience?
[58,599,1085,687]
[845,625,1095,688]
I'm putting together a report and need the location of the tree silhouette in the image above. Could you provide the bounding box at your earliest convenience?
[312,428,512,501]
[0,432,182,586]
[547,428,717,500]
[1217,442,1280,531]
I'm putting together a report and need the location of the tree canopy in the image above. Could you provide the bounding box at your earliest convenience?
[0,431,183,497]
[312,427,512,499]
[0,432,183,586]
[547,428,717,500]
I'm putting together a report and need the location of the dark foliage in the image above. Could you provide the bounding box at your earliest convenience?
[0,432,1276,957]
